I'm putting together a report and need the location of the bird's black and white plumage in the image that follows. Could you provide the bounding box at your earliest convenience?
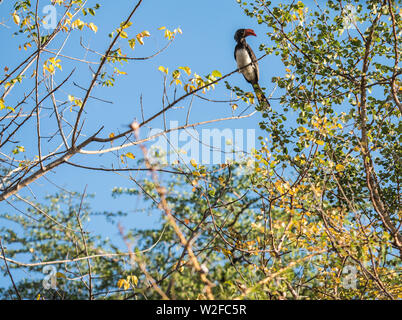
[234,29,269,109]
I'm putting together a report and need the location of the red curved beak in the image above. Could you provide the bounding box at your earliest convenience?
[245,29,256,37]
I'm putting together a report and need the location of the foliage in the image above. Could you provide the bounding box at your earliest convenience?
[0,0,401,300]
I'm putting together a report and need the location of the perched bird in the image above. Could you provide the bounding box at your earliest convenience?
[234,28,270,109]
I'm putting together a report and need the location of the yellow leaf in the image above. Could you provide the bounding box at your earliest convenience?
[117,279,126,289]
[335,164,345,172]
[0,99,13,112]
[115,68,127,75]
[211,70,222,78]
[158,26,166,30]
[316,140,324,146]
[12,11,20,25]
[298,8,304,17]
[158,66,168,75]
[56,272,66,279]
[120,31,128,39]
[276,183,285,194]
[179,66,191,76]
[128,275,138,286]
[125,152,135,159]
[232,104,238,110]
[23,42,32,50]
[123,281,130,290]
[164,29,172,39]
[88,22,98,33]
[136,34,144,45]
[44,63,55,74]
[73,99,82,107]
[128,38,136,49]
[120,21,132,30]
[109,132,115,139]
[71,19,85,30]
[297,126,308,133]
[190,159,197,168]
[141,30,150,37]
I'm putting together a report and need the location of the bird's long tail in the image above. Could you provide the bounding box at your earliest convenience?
[253,83,270,110]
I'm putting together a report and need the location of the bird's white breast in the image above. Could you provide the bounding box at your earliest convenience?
[235,48,255,82]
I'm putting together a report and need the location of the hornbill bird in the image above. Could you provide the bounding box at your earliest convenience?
[234,28,270,109]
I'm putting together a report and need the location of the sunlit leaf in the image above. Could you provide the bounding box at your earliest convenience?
[190,159,197,168]
[211,70,222,78]
[125,152,135,160]
[88,22,98,33]
[128,38,136,49]
[316,140,324,146]
[12,11,20,25]
[158,66,168,75]
[335,164,345,172]
[179,66,191,76]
